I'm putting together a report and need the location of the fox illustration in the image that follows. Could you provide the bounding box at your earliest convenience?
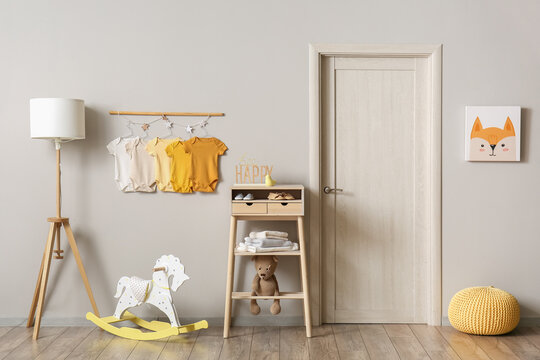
[469,117,516,161]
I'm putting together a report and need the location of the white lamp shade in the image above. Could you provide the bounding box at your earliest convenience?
[30,98,85,140]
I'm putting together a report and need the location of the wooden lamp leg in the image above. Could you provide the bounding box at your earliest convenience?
[63,221,100,317]
[27,244,48,327]
[33,223,57,340]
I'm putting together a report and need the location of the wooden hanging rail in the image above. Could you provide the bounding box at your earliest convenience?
[109,111,225,117]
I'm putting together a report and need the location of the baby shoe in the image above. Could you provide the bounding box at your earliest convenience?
[243,193,254,200]
[283,193,295,200]
[234,193,244,200]
[268,192,279,200]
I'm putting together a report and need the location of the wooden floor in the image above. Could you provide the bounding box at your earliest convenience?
[2,325,540,359]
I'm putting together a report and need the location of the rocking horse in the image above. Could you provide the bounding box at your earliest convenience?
[86,255,207,340]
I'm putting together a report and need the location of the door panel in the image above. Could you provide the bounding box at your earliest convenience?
[322,56,428,323]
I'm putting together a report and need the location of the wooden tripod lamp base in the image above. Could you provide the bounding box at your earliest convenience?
[26,217,100,340]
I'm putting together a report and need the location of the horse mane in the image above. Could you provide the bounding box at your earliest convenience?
[154,255,182,276]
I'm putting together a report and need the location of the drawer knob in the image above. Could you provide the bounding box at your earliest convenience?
[245,203,253,206]
[281,203,288,206]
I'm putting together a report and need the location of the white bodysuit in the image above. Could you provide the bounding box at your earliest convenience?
[107,137,135,192]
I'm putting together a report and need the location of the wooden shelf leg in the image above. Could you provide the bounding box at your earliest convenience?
[223,215,237,338]
[33,223,56,340]
[63,221,100,317]
[298,216,312,338]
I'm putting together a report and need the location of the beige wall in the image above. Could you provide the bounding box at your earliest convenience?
[1,0,539,324]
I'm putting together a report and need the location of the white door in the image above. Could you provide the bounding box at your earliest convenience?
[321,56,430,323]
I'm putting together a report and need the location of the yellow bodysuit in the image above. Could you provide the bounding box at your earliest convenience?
[165,140,193,193]
[146,137,181,192]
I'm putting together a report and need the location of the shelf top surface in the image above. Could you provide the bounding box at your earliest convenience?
[231,184,304,190]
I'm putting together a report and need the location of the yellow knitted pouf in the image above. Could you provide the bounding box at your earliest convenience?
[448,286,520,335]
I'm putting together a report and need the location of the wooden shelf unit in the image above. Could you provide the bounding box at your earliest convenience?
[224,184,311,338]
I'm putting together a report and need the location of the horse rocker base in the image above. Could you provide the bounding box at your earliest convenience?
[86,311,208,340]
[87,255,207,340]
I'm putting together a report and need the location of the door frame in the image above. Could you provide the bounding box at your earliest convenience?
[308,44,442,326]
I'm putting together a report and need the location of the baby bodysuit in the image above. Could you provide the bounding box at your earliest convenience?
[165,140,193,193]
[182,137,227,192]
[107,137,135,192]
[125,138,156,192]
[146,137,181,192]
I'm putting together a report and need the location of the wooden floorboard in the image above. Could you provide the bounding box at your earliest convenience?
[250,326,279,360]
[3,327,65,360]
[409,324,461,360]
[279,326,309,360]
[35,327,94,360]
[437,326,491,360]
[65,328,114,360]
[219,326,252,360]
[516,326,540,349]
[126,338,168,360]
[95,336,138,360]
[307,325,339,360]
[332,324,369,360]
[498,327,540,360]
[0,328,14,340]
[385,324,430,360]
[358,324,400,360]
[0,327,34,359]
[6,325,540,359]
[188,326,224,360]
[469,332,521,360]
[157,332,199,360]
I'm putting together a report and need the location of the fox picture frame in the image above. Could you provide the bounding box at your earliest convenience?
[465,106,521,162]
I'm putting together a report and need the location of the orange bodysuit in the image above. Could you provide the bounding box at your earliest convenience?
[182,137,227,192]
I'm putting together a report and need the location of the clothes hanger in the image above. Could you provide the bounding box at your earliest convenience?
[185,124,195,139]
[192,114,211,138]
[119,112,135,139]
[161,115,174,139]
[141,122,151,141]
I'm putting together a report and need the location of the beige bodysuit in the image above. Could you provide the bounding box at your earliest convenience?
[125,137,156,192]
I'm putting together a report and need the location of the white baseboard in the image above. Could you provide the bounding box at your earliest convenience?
[0,319,26,326]
[0,316,305,327]
[7,317,539,328]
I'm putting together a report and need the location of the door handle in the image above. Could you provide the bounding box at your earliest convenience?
[323,186,343,194]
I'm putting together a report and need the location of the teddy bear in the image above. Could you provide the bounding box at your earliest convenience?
[250,255,281,315]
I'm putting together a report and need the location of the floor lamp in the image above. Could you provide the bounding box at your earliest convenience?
[27,98,99,340]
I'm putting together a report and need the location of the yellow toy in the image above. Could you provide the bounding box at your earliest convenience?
[265,174,276,186]
[86,255,208,340]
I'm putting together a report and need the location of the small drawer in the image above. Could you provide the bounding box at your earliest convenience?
[267,202,303,215]
[232,202,267,214]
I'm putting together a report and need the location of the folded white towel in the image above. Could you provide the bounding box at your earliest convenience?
[249,231,288,239]
[244,237,289,248]
[237,242,299,253]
